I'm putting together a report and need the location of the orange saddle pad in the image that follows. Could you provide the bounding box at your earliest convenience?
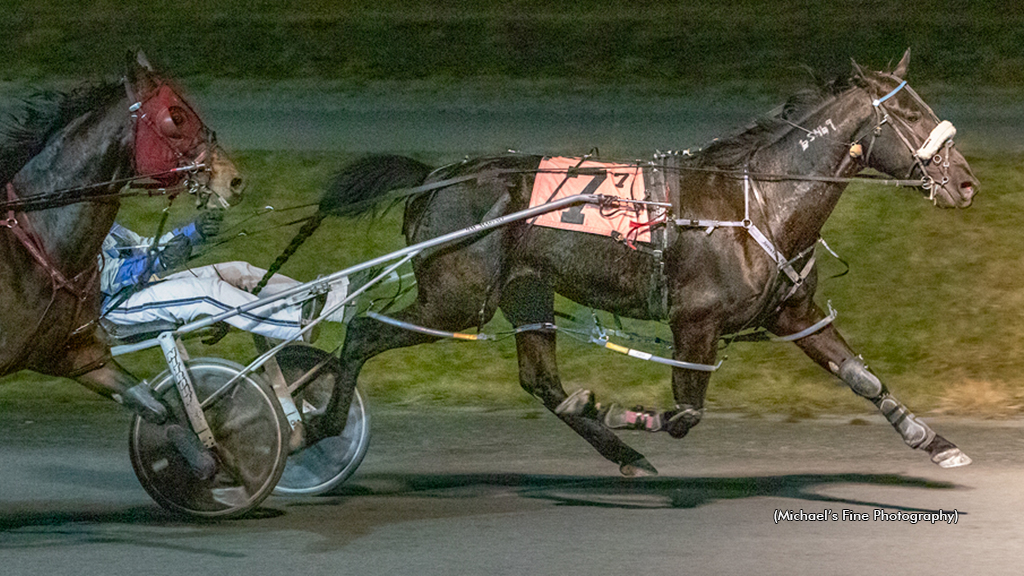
[528,157,656,243]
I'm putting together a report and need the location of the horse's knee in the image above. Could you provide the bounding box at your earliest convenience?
[664,404,704,438]
[837,356,885,399]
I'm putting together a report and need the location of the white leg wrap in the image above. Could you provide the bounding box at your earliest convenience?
[876,394,936,449]
[838,356,883,398]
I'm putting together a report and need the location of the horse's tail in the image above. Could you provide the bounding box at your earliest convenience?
[252,213,324,296]
[252,155,433,295]
[319,154,434,219]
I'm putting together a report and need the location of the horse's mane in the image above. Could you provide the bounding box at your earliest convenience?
[688,73,858,170]
[0,81,124,185]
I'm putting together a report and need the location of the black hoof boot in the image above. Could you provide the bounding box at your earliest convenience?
[165,424,218,480]
[121,383,168,424]
[664,405,704,439]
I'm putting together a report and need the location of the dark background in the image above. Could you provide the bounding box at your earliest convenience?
[3,1,1023,90]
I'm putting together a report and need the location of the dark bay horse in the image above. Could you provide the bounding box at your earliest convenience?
[315,51,977,475]
[0,52,242,421]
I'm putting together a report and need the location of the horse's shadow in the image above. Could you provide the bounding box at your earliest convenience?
[0,470,963,534]
[0,470,962,557]
[327,471,961,514]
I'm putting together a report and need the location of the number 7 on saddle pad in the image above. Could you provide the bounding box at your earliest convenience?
[528,156,658,244]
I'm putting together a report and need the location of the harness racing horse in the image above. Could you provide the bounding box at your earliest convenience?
[314,50,977,475]
[0,51,242,423]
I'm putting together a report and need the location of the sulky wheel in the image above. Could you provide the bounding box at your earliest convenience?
[129,358,289,519]
[272,344,370,496]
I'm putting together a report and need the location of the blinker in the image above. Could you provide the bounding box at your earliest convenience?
[133,84,206,185]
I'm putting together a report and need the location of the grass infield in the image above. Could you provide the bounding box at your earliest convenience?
[2,1,1023,418]
[4,147,1020,420]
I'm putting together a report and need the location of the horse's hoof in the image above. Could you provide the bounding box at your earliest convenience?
[555,389,596,418]
[619,457,658,477]
[931,448,972,468]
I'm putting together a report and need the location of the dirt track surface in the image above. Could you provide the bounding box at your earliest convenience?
[2,401,1023,575]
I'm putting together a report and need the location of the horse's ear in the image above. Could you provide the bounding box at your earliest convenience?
[850,58,868,86]
[135,50,154,72]
[125,50,159,96]
[893,48,911,78]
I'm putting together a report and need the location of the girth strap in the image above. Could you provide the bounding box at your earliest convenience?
[642,157,678,320]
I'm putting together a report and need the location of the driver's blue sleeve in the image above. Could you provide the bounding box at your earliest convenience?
[173,222,201,244]
[108,253,154,294]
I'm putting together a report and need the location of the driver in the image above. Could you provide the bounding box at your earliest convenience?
[99,212,349,341]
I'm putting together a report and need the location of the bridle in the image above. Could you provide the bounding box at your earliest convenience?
[124,77,225,208]
[3,76,221,295]
[854,75,959,203]
[0,78,223,214]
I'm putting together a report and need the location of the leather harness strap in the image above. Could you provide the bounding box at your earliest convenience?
[3,181,101,375]
[5,182,93,300]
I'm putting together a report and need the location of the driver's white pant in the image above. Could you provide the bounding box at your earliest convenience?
[103,261,346,341]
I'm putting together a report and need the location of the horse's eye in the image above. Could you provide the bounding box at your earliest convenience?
[906,111,922,123]
[156,106,190,138]
[169,106,187,126]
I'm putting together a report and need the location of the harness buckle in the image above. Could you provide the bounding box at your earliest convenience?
[2,216,17,229]
[588,312,610,344]
[874,114,889,136]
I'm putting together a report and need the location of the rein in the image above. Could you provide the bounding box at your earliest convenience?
[331,153,918,288]
[332,162,930,222]
[0,163,208,213]
[671,163,925,187]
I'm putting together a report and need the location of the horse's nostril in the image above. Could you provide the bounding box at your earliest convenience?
[955,181,977,207]
[231,177,243,189]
